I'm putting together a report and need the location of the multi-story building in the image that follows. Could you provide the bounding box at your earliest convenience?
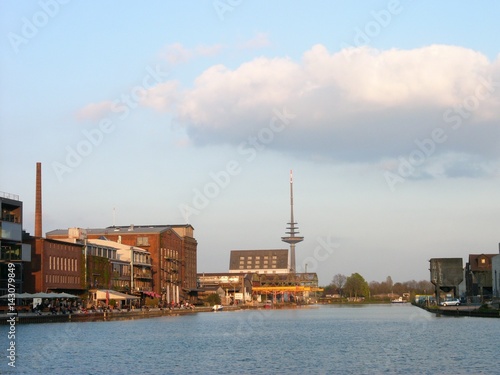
[87,237,153,295]
[24,237,84,294]
[0,192,31,295]
[465,253,497,300]
[229,249,289,274]
[47,224,197,303]
[197,272,255,303]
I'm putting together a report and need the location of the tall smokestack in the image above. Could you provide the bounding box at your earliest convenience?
[35,162,42,237]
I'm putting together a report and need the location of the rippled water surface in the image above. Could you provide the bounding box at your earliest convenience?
[5,304,499,374]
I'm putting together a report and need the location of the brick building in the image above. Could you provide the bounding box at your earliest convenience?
[24,237,84,294]
[47,224,197,302]
[465,253,497,299]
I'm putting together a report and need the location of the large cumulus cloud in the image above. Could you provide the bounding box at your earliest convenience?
[142,44,500,174]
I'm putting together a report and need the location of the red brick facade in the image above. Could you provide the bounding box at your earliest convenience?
[24,238,84,293]
[83,225,197,299]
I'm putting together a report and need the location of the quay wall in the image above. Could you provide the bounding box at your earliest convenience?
[415,304,500,318]
[0,306,241,325]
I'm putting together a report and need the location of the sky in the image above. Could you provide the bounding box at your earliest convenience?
[1,1,500,286]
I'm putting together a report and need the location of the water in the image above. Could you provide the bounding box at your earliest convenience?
[3,304,499,374]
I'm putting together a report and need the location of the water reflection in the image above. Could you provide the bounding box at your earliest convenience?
[10,305,499,374]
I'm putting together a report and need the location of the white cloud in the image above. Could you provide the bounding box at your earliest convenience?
[84,44,500,178]
[161,42,224,65]
[75,101,114,121]
[140,80,180,112]
[164,44,500,167]
[238,32,272,50]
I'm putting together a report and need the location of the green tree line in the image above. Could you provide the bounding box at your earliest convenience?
[323,273,433,299]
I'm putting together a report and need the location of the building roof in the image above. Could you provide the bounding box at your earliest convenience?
[87,238,150,263]
[229,249,289,272]
[468,253,498,271]
[47,224,194,236]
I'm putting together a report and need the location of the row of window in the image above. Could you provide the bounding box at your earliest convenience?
[133,252,150,264]
[87,245,117,260]
[239,264,277,269]
[45,274,80,285]
[240,260,277,265]
[49,256,78,272]
[239,256,277,260]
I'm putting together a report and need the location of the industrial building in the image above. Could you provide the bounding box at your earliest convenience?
[229,249,289,274]
[47,224,197,303]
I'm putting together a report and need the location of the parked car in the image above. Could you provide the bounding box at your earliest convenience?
[440,299,460,306]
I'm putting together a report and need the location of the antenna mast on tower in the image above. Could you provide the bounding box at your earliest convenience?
[281,170,303,273]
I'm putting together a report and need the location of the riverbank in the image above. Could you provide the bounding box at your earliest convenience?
[0,303,319,325]
[415,303,500,318]
[0,305,242,325]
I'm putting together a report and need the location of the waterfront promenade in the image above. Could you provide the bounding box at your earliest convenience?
[0,305,241,325]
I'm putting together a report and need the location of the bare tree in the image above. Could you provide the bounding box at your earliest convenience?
[331,273,347,296]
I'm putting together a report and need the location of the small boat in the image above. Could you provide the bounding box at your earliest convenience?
[391,297,406,304]
[212,304,223,311]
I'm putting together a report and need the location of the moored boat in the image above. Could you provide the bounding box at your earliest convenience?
[212,304,223,311]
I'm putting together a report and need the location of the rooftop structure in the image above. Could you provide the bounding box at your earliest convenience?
[229,249,289,274]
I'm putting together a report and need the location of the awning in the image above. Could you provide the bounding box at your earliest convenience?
[0,293,33,299]
[143,291,161,298]
[0,292,80,299]
[93,289,140,301]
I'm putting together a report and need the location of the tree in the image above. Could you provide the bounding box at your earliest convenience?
[331,274,347,296]
[205,293,221,306]
[344,273,370,298]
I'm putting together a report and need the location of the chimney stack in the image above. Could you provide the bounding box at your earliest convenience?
[35,162,42,237]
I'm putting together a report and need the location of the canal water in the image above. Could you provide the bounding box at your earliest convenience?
[5,304,499,374]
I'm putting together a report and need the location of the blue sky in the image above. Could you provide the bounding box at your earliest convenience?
[2,1,500,285]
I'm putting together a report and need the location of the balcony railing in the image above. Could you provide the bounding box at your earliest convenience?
[0,191,19,200]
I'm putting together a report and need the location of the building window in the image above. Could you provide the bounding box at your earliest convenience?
[137,237,149,246]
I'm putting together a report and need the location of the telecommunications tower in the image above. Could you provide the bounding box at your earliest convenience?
[281,170,303,273]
